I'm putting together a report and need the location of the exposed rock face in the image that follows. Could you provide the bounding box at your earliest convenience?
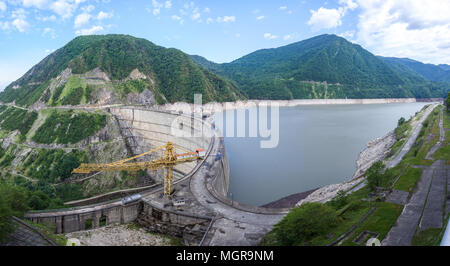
[96,86,117,105]
[127,69,147,80]
[84,67,111,82]
[353,131,397,178]
[296,178,363,206]
[126,89,155,106]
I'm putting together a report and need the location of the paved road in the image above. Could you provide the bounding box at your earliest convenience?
[386,104,438,168]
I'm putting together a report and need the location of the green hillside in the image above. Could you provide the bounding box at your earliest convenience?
[380,57,450,83]
[192,34,449,99]
[0,34,243,107]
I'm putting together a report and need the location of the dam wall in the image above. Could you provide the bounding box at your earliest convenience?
[110,107,214,176]
[23,107,231,243]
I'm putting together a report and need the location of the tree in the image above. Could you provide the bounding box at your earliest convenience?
[0,183,30,241]
[0,190,13,242]
[398,117,406,126]
[366,161,387,191]
[446,92,450,111]
[272,203,338,245]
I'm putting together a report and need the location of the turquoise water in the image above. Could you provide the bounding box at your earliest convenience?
[215,102,430,206]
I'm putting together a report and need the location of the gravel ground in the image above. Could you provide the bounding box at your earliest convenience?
[65,224,175,246]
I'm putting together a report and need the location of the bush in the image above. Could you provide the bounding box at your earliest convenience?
[366,161,388,191]
[329,190,348,209]
[0,183,30,241]
[398,117,406,126]
[272,203,338,245]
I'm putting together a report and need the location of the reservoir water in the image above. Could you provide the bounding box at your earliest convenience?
[214,102,429,206]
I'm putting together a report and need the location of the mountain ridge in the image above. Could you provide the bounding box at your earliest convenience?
[191,34,449,100]
[0,34,243,107]
[1,34,448,107]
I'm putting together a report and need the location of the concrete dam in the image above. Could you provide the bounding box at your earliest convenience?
[24,106,288,246]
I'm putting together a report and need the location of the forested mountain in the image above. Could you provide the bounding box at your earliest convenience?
[0,34,243,107]
[192,34,449,100]
[1,34,448,107]
[380,57,450,83]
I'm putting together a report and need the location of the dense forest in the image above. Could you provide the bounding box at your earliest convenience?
[192,34,449,100]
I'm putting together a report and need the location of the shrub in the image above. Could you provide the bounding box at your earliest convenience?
[366,161,388,191]
[272,203,338,245]
[329,190,348,209]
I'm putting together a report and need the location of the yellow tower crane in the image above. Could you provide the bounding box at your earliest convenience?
[72,142,206,195]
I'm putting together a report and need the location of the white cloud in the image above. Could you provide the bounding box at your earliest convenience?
[307,7,344,31]
[22,0,86,19]
[339,0,358,10]
[338,30,355,39]
[307,0,358,31]
[74,12,90,28]
[191,12,200,21]
[12,18,28,32]
[217,16,235,23]
[355,0,450,64]
[151,0,171,16]
[81,4,95,13]
[97,11,112,20]
[206,17,213,24]
[0,21,9,30]
[43,27,56,38]
[50,0,79,19]
[203,7,210,13]
[279,6,287,10]
[37,14,57,21]
[75,25,103,35]
[256,15,264,20]
[171,14,183,24]
[264,33,278,40]
[0,1,6,12]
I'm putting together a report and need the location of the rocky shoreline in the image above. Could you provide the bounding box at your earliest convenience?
[295,129,397,206]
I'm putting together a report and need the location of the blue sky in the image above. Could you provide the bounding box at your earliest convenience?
[1,0,450,90]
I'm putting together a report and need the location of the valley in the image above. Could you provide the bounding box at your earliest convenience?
[0,33,448,247]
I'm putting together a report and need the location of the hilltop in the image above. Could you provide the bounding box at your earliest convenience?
[0,34,243,107]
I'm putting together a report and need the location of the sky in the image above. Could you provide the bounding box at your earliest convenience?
[1,0,450,90]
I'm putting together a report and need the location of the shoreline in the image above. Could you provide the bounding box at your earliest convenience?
[157,98,442,115]
[295,103,437,206]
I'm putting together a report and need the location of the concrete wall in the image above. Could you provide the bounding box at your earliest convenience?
[25,201,141,234]
[110,107,214,177]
